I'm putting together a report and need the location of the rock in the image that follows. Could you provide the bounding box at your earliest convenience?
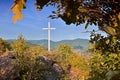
[0,54,65,80]
[0,52,19,80]
[36,56,64,80]
[36,56,64,73]
[52,63,64,74]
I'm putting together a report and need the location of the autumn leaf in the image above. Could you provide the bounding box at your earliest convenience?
[118,12,120,21]
[11,0,26,23]
[78,6,87,12]
[106,39,110,44]
[102,26,116,36]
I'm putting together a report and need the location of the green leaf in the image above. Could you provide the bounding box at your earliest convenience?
[112,36,117,43]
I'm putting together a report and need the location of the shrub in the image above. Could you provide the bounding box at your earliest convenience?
[11,35,28,57]
[0,38,11,55]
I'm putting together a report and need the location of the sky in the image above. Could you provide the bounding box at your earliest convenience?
[0,0,105,41]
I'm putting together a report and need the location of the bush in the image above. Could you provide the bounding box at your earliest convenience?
[11,35,28,56]
[56,44,90,79]
[88,32,120,80]
[0,38,11,55]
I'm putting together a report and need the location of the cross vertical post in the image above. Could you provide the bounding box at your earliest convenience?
[42,22,56,51]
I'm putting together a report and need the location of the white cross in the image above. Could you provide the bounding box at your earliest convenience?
[42,22,56,51]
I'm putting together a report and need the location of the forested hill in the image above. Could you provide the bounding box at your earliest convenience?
[27,38,89,50]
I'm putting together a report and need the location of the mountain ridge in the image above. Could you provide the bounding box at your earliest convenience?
[7,38,89,50]
[27,38,89,50]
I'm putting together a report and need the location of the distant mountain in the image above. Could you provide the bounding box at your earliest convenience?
[27,38,89,50]
[7,38,89,50]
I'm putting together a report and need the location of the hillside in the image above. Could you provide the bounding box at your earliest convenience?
[27,38,89,50]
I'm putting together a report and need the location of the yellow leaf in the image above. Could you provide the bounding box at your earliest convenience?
[102,26,116,36]
[106,39,110,44]
[76,15,79,20]
[113,22,118,27]
[89,43,95,49]
[118,12,120,21]
[78,6,87,12]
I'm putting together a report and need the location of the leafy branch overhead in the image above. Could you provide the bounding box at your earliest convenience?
[11,0,120,37]
[11,0,26,23]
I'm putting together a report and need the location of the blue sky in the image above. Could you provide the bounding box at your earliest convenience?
[0,0,104,41]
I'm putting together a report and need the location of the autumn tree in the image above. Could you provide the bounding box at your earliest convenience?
[88,32,120,80]
[11,0,120,37]
[57,43,72,71]
[28,46,47,59]
[57,43,72,54]
[57,43,72,60]
[56,43,90,79]
[11,35,32,79]
[11,35,28,56]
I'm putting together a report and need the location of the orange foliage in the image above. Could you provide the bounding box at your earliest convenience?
[69,67,85,79]
[11,0,26,23]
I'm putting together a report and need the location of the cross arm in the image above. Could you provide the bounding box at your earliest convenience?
[42,28,48,30]
[50,28,56,30]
